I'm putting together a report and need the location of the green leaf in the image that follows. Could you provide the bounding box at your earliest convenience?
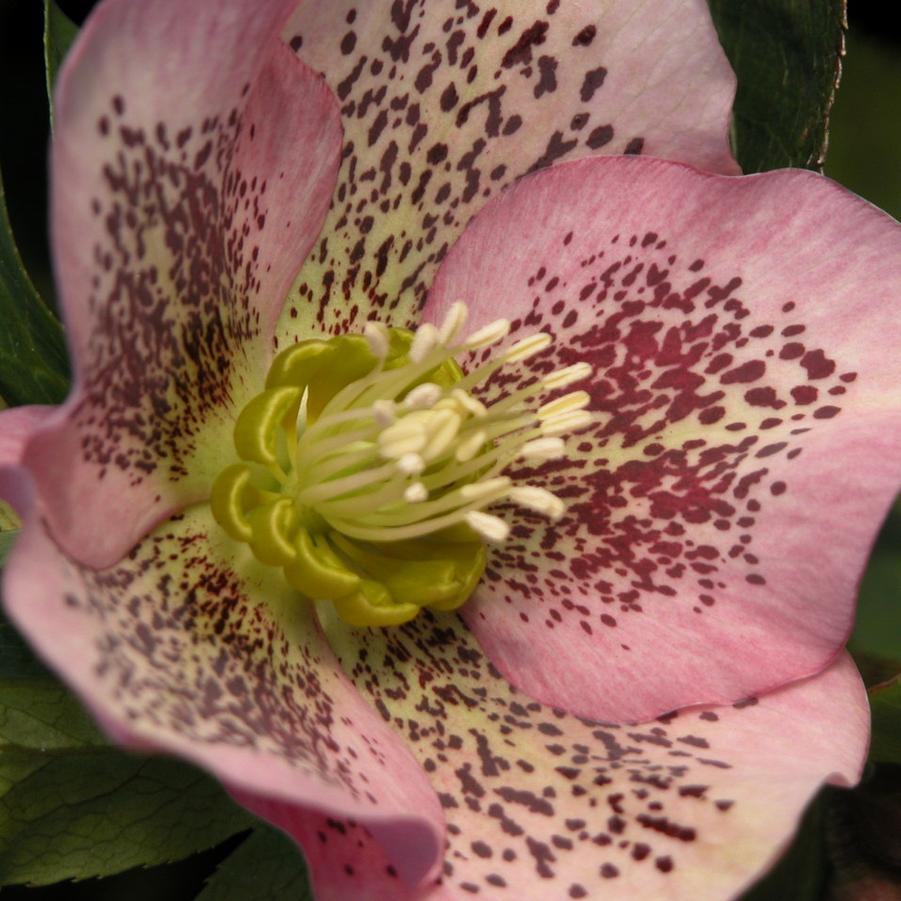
[707,0,847,173]
[196,825,312,901]
[848,547,901,666]
[0,169,70,406]
[739,787,831,901]
[44,0,79,127]
[869,677,901,765]
[0,678,254,886]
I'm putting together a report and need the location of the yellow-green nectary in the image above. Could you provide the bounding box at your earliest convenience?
[211,304,592,626]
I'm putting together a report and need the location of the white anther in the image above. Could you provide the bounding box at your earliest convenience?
[372,398,396,426]
[519,437,566,460]
[423,410,462,461]
[437,301,469,345]
[396,452,425,475]
[508,486,566,521]
[541,409,593,437]
[410,323,439,363]
[403,382,443,410]
[379,420,427,458]
[404,482,428,503]
[465,510,510,543]
[364,320,391,358]
[542,362,592,390]
[451,388,487,417]
[539,391,590,418]
[503,332,553,363]
[464,318,510,349]
[460,477,511,501]
[455,429,487,462]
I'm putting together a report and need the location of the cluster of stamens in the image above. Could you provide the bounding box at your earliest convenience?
[211,302,592,627]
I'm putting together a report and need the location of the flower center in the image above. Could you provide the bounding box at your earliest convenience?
[211,303,592,627]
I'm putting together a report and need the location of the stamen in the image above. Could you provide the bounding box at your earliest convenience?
[403,382,443,410]
[455,429,487,462]
[410,323,439,363]
[542,362,592,390]
[520,437,566,460]
[465,510,510,542]
[379,420,428,458]
[539,390,590,418]
[509,486,566,521]
[397,452,425,475]
[463,318,510,349]
[503,332,552,363]
[541,409,594,437]
[372,399,396,426]
[404,482,428,503]
[438,301,469,345]
[364,320,391,359]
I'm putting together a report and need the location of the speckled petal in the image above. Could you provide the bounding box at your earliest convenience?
[277,0,737,339]
[297,612,867,900]
[28,0,343,568]
[1,504,444,886]
[425,157,901,723]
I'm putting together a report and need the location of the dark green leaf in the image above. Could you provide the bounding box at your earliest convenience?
[848,547,901,666]
[870,677,901,765]
[0,530,17,569]
[0,170,70,406]
[739,787,831,901]
[44,0,79,126]
[707,0,847,172]
[0,678,253,886]
[196,825,312,901]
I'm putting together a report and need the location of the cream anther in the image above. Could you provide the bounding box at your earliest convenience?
[509,486,565,521]
[397,452,425,475]
[372,398,396,426]
[451,388,487,417]
[463,318,510,349]
[539,391,590,418]
[410,323,439,363]
[541,409,593,437]
[422,410,462,460]
[403,382,443,410]
[438,302,469,345]
[465,510,510,542]
[364,320,391,358]
[503,331,552,363]
[460,477,511,501]
[542,362,592,390]
[404,482,428,503]
[455,429,487,462]
[379,420,427,458]
[519,437,566,460]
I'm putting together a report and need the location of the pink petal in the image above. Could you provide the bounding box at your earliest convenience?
[425,157,901,722]
[30,0,343,568]
[1,505,443,886]
[294,613,868,900]
[278,0,737,336]
[0,406,54,513]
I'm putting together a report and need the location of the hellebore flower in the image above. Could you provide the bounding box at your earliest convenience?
[1,0,899,897]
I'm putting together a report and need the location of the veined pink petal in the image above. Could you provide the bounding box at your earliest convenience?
[293,613,867,900]
[1,505,443,886]
[0,406,54,513]
[277,0,737,338]
[425,157,901,722]
[29,0,343,568]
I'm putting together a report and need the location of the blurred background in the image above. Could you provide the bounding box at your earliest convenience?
[0,0,898,897]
